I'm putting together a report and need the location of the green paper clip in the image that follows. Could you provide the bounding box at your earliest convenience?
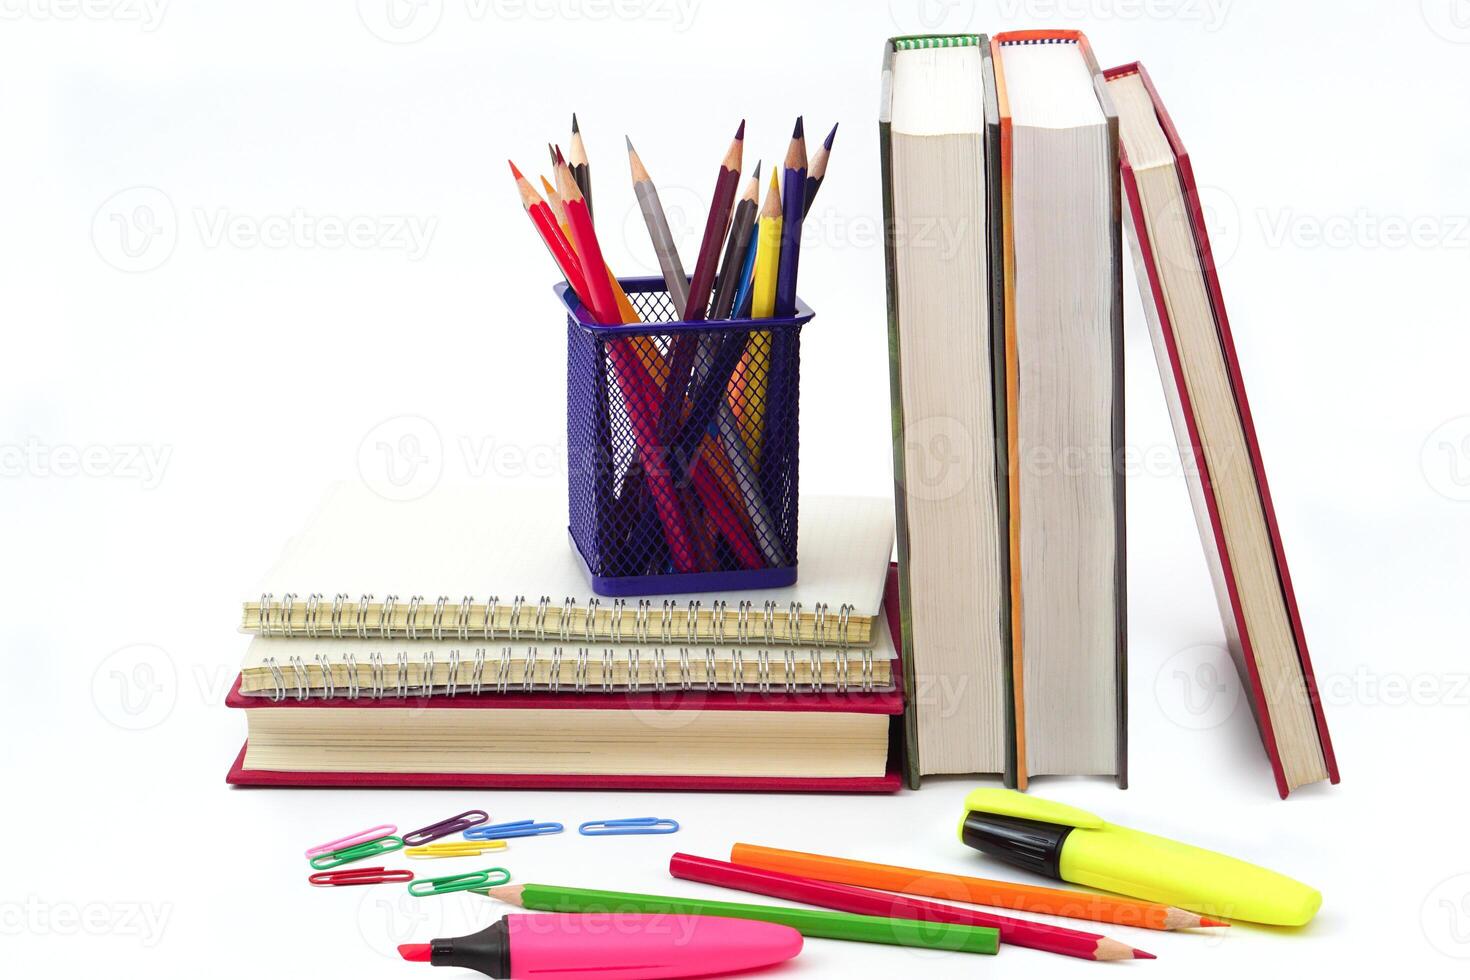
[308,835,406,870]
[407,867,512,898]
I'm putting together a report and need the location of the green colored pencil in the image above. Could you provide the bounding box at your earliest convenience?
[476,883,999,955]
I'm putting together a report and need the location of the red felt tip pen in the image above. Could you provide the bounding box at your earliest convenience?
[397,912,802,980]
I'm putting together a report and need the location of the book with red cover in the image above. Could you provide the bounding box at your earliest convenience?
[1105,62,1338,797]
[226,567,907,793]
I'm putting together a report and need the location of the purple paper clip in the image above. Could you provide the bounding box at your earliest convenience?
[305,824,397,859]
[402,810,490,847]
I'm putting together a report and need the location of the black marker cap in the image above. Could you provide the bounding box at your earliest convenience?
[960,810,1075,880]
[431,919,512,978]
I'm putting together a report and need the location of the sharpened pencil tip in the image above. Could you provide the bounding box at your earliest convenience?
[625,135,634,153]
[554,144,565,164]
[824,122,839,150]
[508,160,523,179]
[1133,951,1157,960]
[751,161,761,182]
[572,112,580,134]
[1200,918,1230,928]
[735,119,745,140]
[793,116,804,139]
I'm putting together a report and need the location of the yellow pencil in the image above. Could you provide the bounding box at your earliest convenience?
[734,172,783,458]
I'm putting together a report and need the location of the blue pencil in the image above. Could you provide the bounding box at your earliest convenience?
[731,227,759,319]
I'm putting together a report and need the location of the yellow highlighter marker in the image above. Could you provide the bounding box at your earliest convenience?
[958,789,1321,927]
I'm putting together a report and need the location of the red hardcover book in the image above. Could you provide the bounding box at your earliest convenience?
[225,568,906,793]
[1104,62,1338,797]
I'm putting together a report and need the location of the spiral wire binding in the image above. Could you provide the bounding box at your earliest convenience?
[248,592,880,697]
[256,593,866,646]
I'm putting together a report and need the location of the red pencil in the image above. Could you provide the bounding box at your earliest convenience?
[668,854,1154,962]
[509,161,589,301]
[556,160,620,326]
[552,162,699,571]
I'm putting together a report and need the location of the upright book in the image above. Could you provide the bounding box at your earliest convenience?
[994,30,1126,788]
[1104,62,1338,796]
[880,34,1014,788]
[881,32,1127,789]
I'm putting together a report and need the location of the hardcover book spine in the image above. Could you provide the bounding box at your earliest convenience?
[1078,36,1130,791]
[878,37,923,791]
[979,40,1017,791]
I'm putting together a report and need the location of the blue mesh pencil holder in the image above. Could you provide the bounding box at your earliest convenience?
[562,276,812,597]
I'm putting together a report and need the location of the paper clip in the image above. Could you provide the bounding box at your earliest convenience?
[309,866,415,887]
[407,867,511,897]
[578,818,681,837]
[305,824,397,858]
[309,835,406,870]
[463,820,564,841]
[405,841,508,860]
[402,809,491,847]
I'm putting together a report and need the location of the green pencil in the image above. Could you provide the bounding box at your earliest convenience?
[476,883,999,955]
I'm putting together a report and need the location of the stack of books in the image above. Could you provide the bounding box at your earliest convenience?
[225,483,905,792]
[881,31,1337,797]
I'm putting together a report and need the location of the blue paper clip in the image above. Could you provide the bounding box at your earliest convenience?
[463,819,565,841]
[578,818,680,837]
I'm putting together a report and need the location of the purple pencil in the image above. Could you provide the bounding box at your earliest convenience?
[803,122,837,218]
[774,116,807,317]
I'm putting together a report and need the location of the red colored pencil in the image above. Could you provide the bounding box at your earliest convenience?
[509,161,589,301]
[556,160,620,326]
[668,854,1154,962]
[553,162,699,571]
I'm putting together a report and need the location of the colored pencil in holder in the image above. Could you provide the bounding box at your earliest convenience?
[803,121,837,217]
[554,162,699,572]
[569,113,592,221]
[731,173,783,458]
[775,116,807,318]
[628,137,691,318]
[760,118,808,505]
[656,121,745,469]
[710,161,761,321]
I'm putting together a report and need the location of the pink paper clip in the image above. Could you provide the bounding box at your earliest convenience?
[305,824,398,859]
[309,866,415,887]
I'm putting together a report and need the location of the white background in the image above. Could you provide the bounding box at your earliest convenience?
[4,0,1469,976]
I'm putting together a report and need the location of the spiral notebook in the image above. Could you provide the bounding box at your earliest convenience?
[242,483,894,647]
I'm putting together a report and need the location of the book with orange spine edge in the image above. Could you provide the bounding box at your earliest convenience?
[991,29,1126,789]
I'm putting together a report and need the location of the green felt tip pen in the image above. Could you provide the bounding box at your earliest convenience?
[958,789,1322,927]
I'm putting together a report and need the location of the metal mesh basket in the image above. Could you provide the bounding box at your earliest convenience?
[564,276,811,596]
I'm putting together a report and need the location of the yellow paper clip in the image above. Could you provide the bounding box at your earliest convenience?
[404,840,509,860]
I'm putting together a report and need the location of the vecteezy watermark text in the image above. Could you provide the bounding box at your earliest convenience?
[0,0,168,30]
[0,898,173,947]
[93,186,437,272]
[0,438,171,488]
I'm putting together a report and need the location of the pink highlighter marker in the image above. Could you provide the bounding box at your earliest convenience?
[398,912,802,980]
